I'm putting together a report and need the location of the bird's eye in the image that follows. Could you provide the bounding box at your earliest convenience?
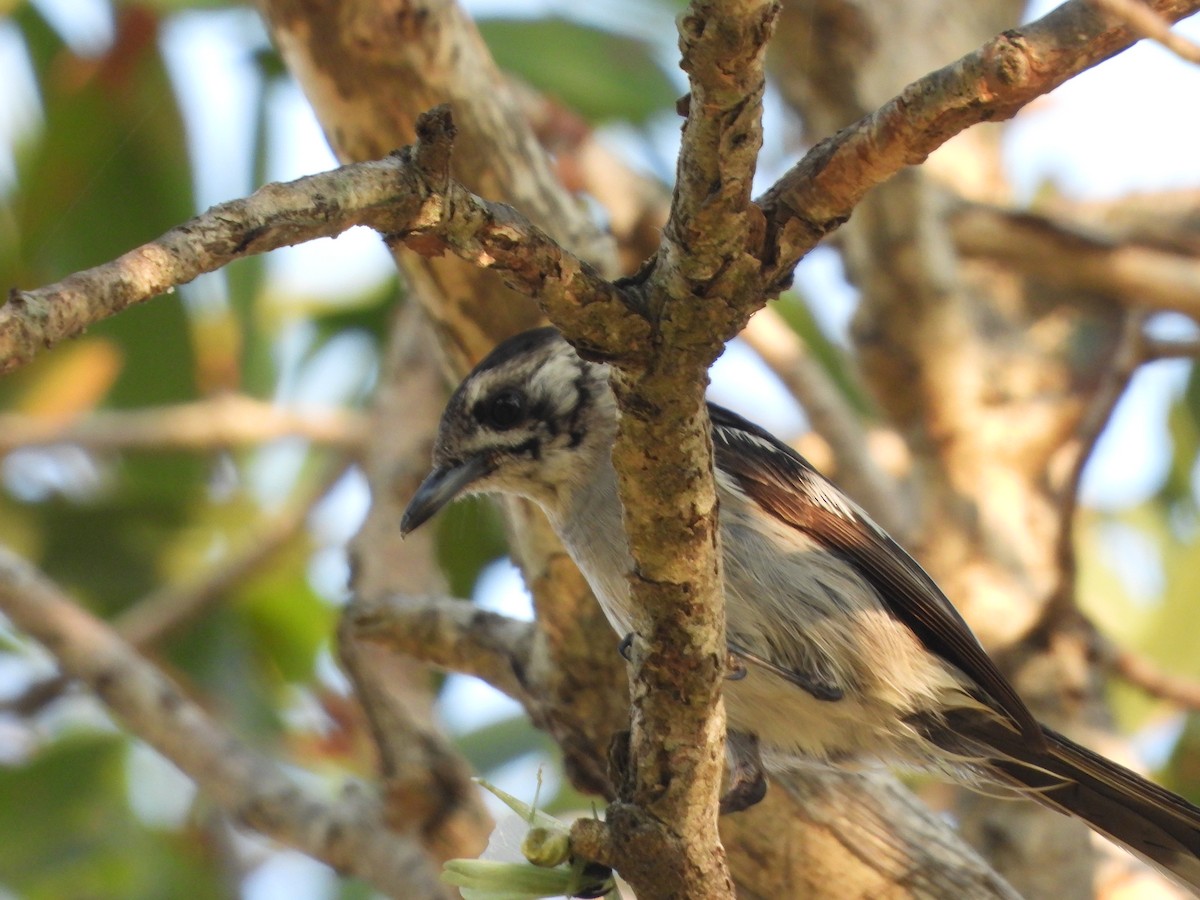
[482,389,526,431]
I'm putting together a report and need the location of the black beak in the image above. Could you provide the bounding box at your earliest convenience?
[400,456,491,535]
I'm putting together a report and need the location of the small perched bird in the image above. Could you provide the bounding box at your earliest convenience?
[402,326,1200,891]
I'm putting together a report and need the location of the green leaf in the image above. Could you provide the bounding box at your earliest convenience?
[479,18,677,125]
[1161,362,1200,508]
[8,6,195,288]
[0,734,225,900]
[772,292,874,415]
[236,535,335,684]
[27,494,191,618]
[436,495,508,598]
[1165,715,1200,804]
[3,4,204,501]
[457,716,554,775]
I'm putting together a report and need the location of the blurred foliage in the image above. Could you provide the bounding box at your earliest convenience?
[0,3,386,896]
[436,495,509,599]
[774,290,874,415]
[478,17,677,125]
[0,734,225,899]
[1075,367,1200,805]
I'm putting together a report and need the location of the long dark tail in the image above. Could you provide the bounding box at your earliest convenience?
[940,710,1200,892]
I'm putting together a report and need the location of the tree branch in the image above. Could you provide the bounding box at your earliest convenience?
[0,545,448,898]
[950,201,1200,318]
[1045,313,1146,623]
[0,395,368,454]
[566,3,779,897]
[1141,334,1200,361]
[1089,0,1200,63]
[1097,634,1200,710]
[349,591,1022,899]
[346,593,535,704]
[340,303,494,864]
[758,0,1200,286]
[1,110,639,376]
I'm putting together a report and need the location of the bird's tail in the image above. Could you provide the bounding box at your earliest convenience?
[939,710,1200,893]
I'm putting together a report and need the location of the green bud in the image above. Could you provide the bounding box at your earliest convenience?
[521,825,572,867]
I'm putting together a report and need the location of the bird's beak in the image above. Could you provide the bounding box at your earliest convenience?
[401,455,491,535]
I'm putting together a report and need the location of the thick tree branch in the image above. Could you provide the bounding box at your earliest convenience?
[758,0,1200,286]
[0,545,447,898]
[567,3,779,897]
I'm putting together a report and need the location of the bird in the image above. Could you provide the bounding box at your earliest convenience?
[401,325,1200,892]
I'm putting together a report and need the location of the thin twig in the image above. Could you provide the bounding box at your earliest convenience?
[346,593,536,703]
[1045,313,1147,622]
[1096,635,1200,710]
[0,545,446,898]
[759,0,1200,287]
[0,395,368,454]
[1089,0,1200,63]
[1139,334,1200,361]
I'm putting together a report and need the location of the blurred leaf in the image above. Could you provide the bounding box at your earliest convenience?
[436,495,508,598]
[155,493,330,729]
[309,275,401,351]
[12,338,122,417]
[166,603,285,739]
[252,44,289,81]
[1077,505,1163,730]
[225,55,274,397]
[773,292,873,415]
[237,535,334,684]
[1161,362,1200,508]
[0,734,224,899]
[8,6,194,286]
[1079,502,1200,734]
[1137,510,1200,687]
[29,494,191,617]
[1166,715,1200,803]
[458,715,555,775]
[335,879,379,900]
[479,18,676,125]
[4,4,203,500]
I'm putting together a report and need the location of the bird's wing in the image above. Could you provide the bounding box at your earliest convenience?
[708,403,1042,743]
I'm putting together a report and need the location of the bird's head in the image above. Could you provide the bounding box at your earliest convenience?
[401,327,616,534]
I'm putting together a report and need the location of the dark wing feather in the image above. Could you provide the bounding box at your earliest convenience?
[708,403,1042,745]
